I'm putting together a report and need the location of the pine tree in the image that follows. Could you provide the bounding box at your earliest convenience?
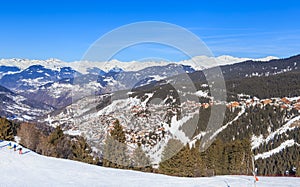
[159,140,205,177]
[71,137,98,165]
[39,126,69,158]
[0,117,14,140]
[240,138,252,175]
[190,141,204,177]
[179,144,198,177]
[18,123,40,151]
[55,135,73,159]
[226,140,244,175]
[159,139,184,176]
[132,143,151,171]
[48,126,64,145]
[103,119,129,169]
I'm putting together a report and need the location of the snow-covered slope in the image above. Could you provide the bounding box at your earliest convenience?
[0,140,299,187]
[252,115,300,150]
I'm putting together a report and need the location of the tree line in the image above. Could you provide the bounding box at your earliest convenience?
[159,138,252,177]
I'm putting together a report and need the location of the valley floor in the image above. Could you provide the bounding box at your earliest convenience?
[0,141,299,187]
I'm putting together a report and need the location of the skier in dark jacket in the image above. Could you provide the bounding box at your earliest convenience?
[13,144,17,151]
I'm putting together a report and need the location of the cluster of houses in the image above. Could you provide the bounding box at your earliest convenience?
[105,104,168,147]
[226,96,300,111]
[124,126,165,147]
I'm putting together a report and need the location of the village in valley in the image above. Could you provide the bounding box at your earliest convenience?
[43,90,300,160]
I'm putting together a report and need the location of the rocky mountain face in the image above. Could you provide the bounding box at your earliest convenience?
[0,65,21,79]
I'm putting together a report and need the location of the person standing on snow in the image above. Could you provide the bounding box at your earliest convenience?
[7,142,12,149]
[13,144,17,151]
[18,147,22,155]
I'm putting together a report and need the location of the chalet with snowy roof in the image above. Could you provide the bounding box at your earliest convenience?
[262,99,272,105]
[227,101,240,108]
[293,102,300,110]
[281,97,291,104]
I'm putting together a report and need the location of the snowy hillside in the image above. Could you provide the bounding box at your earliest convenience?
[0,85,53,120]
[0,140,299,187]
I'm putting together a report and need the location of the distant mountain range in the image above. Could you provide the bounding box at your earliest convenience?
[0,55,278,74]
[0,55,297,121]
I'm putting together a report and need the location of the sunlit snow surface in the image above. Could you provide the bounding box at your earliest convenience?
[1,141,299,187]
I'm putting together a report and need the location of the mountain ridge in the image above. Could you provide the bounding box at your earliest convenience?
[0,55,279,74]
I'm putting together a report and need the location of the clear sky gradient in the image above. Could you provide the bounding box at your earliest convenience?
[1,0,300,61]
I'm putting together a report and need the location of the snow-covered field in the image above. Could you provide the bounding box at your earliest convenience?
[0,141,299,187]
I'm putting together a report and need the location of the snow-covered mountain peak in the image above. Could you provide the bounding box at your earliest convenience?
[180,55,279,69]
[108,66,123,73]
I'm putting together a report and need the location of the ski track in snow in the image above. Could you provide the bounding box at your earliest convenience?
[210,106,246,140]
[167,115,194,144]
[252,115,300,150]
[254,139,300,160]
[0,141,299,187]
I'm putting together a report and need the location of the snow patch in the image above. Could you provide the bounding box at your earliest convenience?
[195,90,208,97]
[251,134,264,150]
[210,107,245,140]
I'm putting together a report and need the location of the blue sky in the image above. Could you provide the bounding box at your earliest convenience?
[0,0,300,61]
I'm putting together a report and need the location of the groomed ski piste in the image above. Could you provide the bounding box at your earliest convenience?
[0,141,299,187]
